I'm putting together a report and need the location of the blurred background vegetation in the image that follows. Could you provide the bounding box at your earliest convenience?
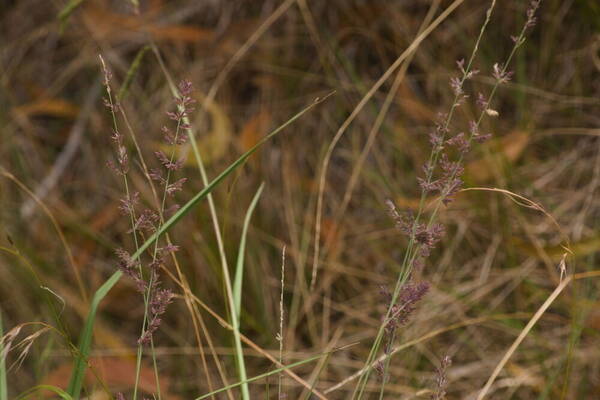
[1,0,599,398]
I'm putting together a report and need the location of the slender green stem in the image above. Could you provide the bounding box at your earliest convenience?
[98,58,151,400]
[135,112,183,400]
[377,331,396,400]
[151,338,163,400]
[195,351,333,400]
[425,19,533,232]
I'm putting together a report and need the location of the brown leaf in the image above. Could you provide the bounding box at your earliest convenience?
[12,98,79,119]
[82,4,213,43]
[321,217,344,257]
[239,110,271,152]
[513,233,600,261]
[43,357,180,399]
[146,25,213,42]
[397,82,435,122]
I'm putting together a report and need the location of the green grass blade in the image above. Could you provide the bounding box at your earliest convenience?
[195,353,327,400]
[232,182,265,400]
[57,0,85,33]
[234,183,265,315]
[17,385,74,400]
[117,46,150,102]
[66,93,332,399]
[66,271,122,396]
[0,310,7,400]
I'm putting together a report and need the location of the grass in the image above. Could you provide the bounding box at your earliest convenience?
[1,0,600,399]
[232,182,265,400]
[0,311,7,400]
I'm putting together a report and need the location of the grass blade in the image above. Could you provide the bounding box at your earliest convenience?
[0,310,7,400]
[66,272,121,395]
[66,93,332,399]
[17,385,73,400]
[234,183,265,315]
[232,182,265,400]
[57,0,85,33]
[195,352,328,400]
[117,46,150,102]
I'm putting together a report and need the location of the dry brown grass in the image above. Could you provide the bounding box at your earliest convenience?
[1,0,599,398]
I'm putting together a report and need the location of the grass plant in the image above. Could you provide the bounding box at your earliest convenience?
[1,0,599,399]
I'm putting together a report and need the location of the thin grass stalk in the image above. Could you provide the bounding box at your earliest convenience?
[355,3,544,398]
[117,92,221,397]
[69,56,150,399]
[97,55,158,400]
[150,337,162,400]
[57,0,84,32]
[116,45,150,102]
[477,275,572,400]
[324,313,530,393]
[425,15,538,231]
[151,45,246,399]
[353,2,500,397]
[324,3,438,393]
[0,310,7,400]
[301,352,333,400]
[310,0,465,293]
[334,0,441,227]
[195,351,335,400]
[132,88,187,400]
[377,330,396,400]
[156,263,332,400]
[278,246,286,400]
[299,328,343,400]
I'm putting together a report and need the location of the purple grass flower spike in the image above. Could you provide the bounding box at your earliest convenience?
[154,151,185,171]
[380,281,430,353]
[116,249,146,293]
[166,178,187,196]
[138,288,175,345]
[446,132,470,154]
